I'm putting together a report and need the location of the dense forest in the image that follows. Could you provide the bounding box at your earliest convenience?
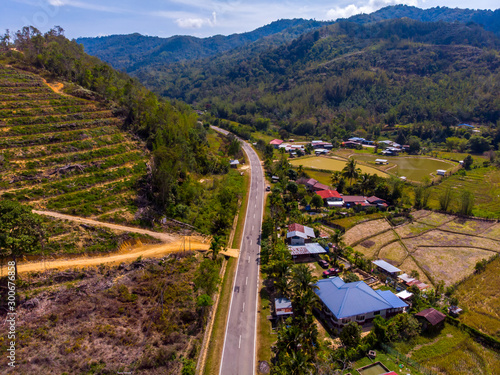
[129,18,500,149]
[0,27,242,236]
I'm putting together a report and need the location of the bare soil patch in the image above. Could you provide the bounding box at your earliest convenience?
[440,218,496,235]
[343,219,391,246]
[378,241,408,265]
[415,211,455,227]
[395,221,434,238]
[480,223,500,241]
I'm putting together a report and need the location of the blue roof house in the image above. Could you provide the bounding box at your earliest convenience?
[314,277,407,329]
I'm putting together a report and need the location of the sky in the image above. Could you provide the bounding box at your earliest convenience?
[2,0,499,39]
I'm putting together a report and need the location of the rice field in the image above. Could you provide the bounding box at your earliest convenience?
[455,256,500,338]
[413,247,493,286]
[480,223,500,241]
[414,212,456,227]
[395,221,434,238]
[289,156,388,177]
[393,324,500,375]
[354,230,399,259]
[343,219,391,246]
[439,218,497,235]
[378,241,408,265]
[348,153,456,181]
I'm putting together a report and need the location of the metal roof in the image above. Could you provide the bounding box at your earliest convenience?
[288,243,326,256]
[372,260,401,274]
[314,277,408,319]
[275,298,293,315]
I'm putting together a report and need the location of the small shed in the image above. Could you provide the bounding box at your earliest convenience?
[436,169,447,176]
[275,298,293,317]
[375,159,388,165]
[229,159,240,168]
[415,308,446,331]
[372,260,402,277]
[396,290,413,301]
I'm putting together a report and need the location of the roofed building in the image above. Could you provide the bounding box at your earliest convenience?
[287,223,315,245]
[315,277,407,329]
[372,260,402,277]
[269,139,283,148]
[275,298,293,317]
[316,189,344,208]
[415,308,446,331]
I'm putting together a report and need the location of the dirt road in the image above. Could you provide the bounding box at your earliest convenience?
[3,238,210,275]
[33,210,178,243]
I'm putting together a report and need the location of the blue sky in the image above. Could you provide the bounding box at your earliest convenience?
[3,0,499,39]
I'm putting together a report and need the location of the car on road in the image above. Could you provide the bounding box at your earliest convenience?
[318,259,329,269]
[322,268,340,277]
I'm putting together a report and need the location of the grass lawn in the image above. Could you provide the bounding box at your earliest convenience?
[330,213,386,231]
[426,167,500,218]
[350,154,456,182]
[231,169,251,249]
[256,277,275,369]
[392,323,500,375]
[354,352,424,375]
[290,156,388,177]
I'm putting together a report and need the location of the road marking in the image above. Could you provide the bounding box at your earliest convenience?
[250,240,252,245]
[239,335,242,349]
[252,225,254,231]
[243,303,245,312]
[248,256,250,263]
[253,213,256,218]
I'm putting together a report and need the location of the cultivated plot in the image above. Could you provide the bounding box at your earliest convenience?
[343,219,391,246]
[378,241,408,265]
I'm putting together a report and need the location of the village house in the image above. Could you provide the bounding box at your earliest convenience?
[415,308,446,331]
[269,139,283,148]
[296,177,330,192]
[315,277,408,329]
[274,298,293,317]
[287,223,315,245]
[372,260,402,278]
[315,189,344,208]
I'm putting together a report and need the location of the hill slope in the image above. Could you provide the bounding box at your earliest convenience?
[76,19,330,73]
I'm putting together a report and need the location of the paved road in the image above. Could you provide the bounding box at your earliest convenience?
[212,126,264,375]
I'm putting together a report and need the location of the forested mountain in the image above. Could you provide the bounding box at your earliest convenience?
[76,19,330,73]
[346,5,500,35]
[133,18,500,146]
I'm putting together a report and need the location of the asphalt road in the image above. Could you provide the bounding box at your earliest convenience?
[212,126,264,375]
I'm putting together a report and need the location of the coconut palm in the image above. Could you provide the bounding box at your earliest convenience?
[330,170,342,186]
[342,158,361,185]
[207,235,224,261]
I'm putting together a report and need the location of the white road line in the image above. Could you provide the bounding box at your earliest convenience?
[243,303,245,312]
[246,277,248,285]
[239,335,242,349]
[250,240,252,245]
[248,256,250,263]
[253,213,256,218]
[252,225,254,231]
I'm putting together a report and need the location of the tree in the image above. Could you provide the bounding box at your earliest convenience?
[342,158,361,185]
[339,321,361,348]
[439,187,452,211]
[336,178,346,194]
[311,194,324,211]
[468,135,491,154]
[459,189,474,216]
[463,154,473,170]
[207,235,224,261]
[408,136,421,154]
[0,200,45,280]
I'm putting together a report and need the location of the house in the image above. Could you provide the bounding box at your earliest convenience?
[348,137,365,143]
[415,308,446,331]
[229,159,239,168]
[311,140,333,149]
[407,279,430,291]
[341,195,368,208]
[269,139,283,148]
[366,196,388,208]
[311,182,330,192]
[398,273,415,286]
[448,306,463,317]
[458,123,474,129]
[436,169,446,176]
[396,290,413,303]
[275,298,293,317]
[316,190,344,208]
[342,141,360,149]
[375,159,388,165]
[372,260,402,277]
[288,243,327,260]
[315,277,408,328]
[314,148,329,155]
[297,177,318,190]
[287,223,315,245]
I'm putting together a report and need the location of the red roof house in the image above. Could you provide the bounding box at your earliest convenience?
[269,139,283,148]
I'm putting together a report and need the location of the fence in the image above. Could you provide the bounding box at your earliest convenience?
[380,343,437,375]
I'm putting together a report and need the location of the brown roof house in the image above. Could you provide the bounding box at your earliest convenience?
[415,308,446,331]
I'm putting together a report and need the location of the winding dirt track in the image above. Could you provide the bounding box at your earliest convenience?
[1,210,213,275]
[33,210,178,242]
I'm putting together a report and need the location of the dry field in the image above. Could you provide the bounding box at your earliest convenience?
[395,221,433,238]
[440,218,497,235]
[344,210,500,288]
[354,230,398,259]
[414,211,456,226]
[343,219,391,246]
[481,223,500,241]
[378,241,408,265]
[413,247,493,286]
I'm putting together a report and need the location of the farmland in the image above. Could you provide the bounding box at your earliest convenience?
[347,153,456,181]
[289,156,388,177]
[0,65,148,224]
[343,210,500,287]
[426,166,500,218]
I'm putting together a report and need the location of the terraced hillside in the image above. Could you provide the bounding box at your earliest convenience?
[0,65,148,224]
[343,211,500,287]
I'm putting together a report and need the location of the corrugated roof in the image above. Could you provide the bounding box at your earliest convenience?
[287,223,315,238]
[314,277,407,319]
[415,308,446,326]
[288,243,326,256]
[372,260,401,274]
[269,139,283,145]
[316,190,342,199]
[286,231,308,239]
[275,297,292,311]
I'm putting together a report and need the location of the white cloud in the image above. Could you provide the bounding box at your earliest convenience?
[175,11,217,29]
[327,0,420,20]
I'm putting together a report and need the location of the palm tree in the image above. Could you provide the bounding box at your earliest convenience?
[291,264,318,295]
[330,170,342,187]
[358,172,372,196]
[207,235,224,261]
[342,158,361,185]
[329,229,345,266]
[297,164,304,177]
